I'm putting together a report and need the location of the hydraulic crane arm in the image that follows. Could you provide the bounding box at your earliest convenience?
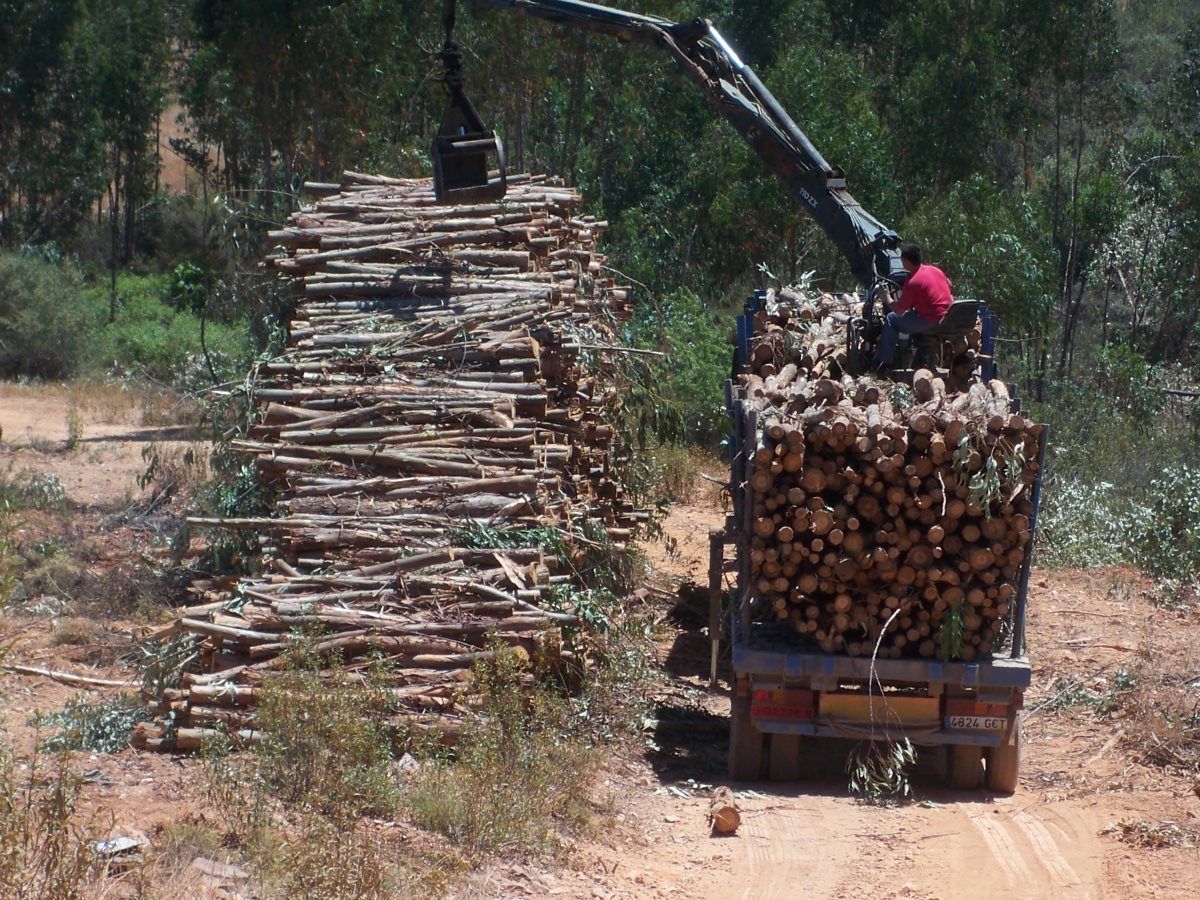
[457,0,905,288]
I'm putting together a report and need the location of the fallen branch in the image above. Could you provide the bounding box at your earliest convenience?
[3,664,137,689]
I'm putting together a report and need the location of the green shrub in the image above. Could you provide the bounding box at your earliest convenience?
[0,470,67,511]
[86,273,253,385]
[1033,345,1200,600]
[1137,465,1200,593]
[1038,477,1142,569]
[0,251,99,379]
[1039,464,1200,603]
[0,254,253,388]
[627,288,731,446]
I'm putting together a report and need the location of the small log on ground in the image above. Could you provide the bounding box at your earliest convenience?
[709,786,741,835]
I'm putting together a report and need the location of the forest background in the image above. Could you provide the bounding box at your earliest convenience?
[2,0,1199,597]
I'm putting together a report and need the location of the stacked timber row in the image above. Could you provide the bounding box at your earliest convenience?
[134,171,641,751]
[734,289,1043,661]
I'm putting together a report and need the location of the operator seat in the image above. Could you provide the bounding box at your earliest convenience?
[909,300,980,369]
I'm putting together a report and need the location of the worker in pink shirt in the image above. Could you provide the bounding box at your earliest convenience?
[874,243,954,368]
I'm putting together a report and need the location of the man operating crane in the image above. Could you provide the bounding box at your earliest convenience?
[872,243,955,369]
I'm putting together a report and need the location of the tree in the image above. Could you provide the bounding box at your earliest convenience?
[77,0,170,287]
[0,0,104,244]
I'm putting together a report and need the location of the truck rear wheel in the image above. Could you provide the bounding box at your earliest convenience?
[768,733,803,781]
[945,744,983,790]
[729,692,764,780]
[984,719,1021,793]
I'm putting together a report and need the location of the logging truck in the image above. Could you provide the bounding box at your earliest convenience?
[714,290,1044,792]
[432,0,1043,791]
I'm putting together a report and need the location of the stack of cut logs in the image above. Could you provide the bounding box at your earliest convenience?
[134,171,642,751]
[736,289,1041,660]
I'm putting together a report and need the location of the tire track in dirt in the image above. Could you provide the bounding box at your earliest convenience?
[970,812,1039,889]
[722,798,861,899]
[967,807,1093,898]
[1011,810,1086,892]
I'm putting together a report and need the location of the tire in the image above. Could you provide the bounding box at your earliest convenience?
[945,744,983,790]
[768,733,803,782]
[985,719,1021,794]
[729,692,764,781]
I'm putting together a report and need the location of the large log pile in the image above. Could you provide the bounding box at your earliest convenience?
[735,289,1042,661]
[134,172,642,751]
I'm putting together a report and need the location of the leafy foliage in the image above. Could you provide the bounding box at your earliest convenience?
[0,252,97,379]
[847,739,918,807]
[36,694,152,754]
[628,288,730,446]
[0,470,67,511]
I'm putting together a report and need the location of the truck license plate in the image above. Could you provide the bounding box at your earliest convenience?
[945,715,1006,731]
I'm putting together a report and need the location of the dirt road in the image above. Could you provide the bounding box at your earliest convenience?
[0,381,202,508]
[537,489,1199,900]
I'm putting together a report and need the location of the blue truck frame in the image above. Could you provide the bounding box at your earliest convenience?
[717,292,1047,789]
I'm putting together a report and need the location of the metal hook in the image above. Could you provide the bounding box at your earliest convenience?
[430,0,507,203]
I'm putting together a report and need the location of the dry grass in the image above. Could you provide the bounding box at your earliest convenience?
[137,391,204,428]
[1122,670,1200,773]
[61,380,145,425]
[137,442,209,498]
[151,817,224,871]
[79,565,182,624]
[407,651,601,854]
[195,642,624,893]
[199,653,457,896]
[116,817,238,900]
[0,377,201,437]
[250,813,460,899]
[648,444,723,505]
[49,616,105,647]
[24,547,82,595]
[0,746,103,898]
[1107,818,1200,849]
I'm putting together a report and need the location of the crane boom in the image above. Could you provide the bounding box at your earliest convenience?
[463,0,905,287]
